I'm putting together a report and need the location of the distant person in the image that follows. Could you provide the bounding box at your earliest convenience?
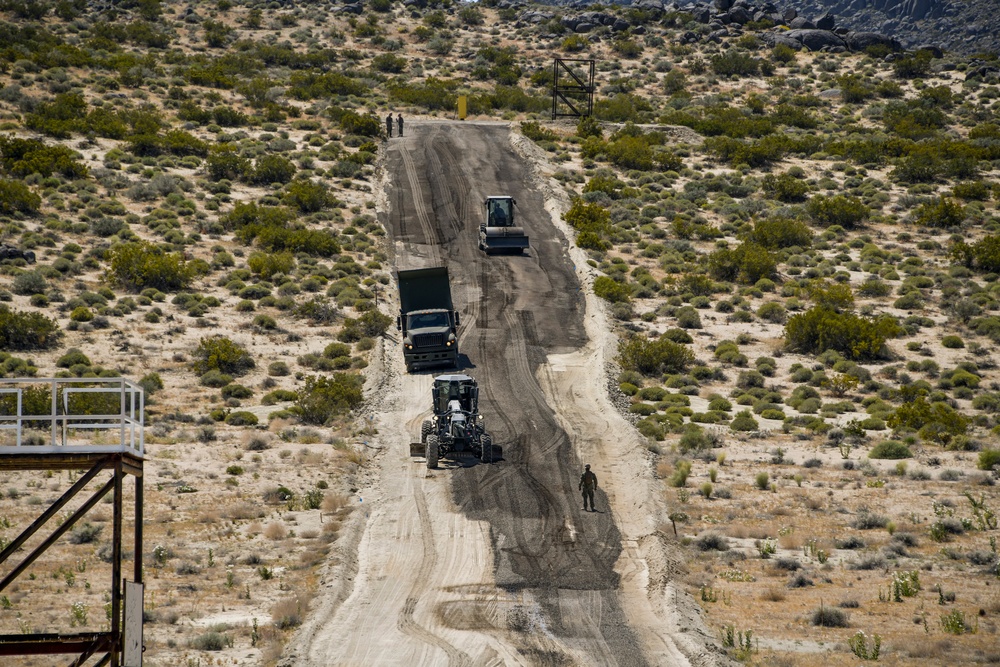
[579,464,598,512]
[397,113,404,137]
[386,112,393,138]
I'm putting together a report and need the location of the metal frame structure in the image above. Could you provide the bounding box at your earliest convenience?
[551,57,596,120]
[0,378,144,666]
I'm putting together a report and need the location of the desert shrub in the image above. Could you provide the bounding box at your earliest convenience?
[593,93,652,123]
[206,145,251,181]
[334,109,384,137]
[192,336,255,376]
[730,410,759,431]
[221,384,253,400]
[761,173,808,202]
[893,50,932,78]
[250,155,296,185]
[225,411,258,426]
[199,370,233,388]
[0,179,41,214]
[695,533,730,551]
[708,242,776,284]
[676,306,702,329]
[912,197,965,228]
[807,195,869,229]
[976,448,1000,471]
[757,302,786,323]
[749,217,812,249]
[887,397,968,444]
[191,632,229,651]
[941,335,964,349]
[139,372,163,395]
[869,440,912,459]
[812,605,849,628]
[0,135,88,178]
[296,373,364,425]
[710,50,760,77]
[593,276,631,303]
[248,251,294,280]
[106,241,193,292]
[564,199,611,249]
[618,334,694,377]
[784,307,899,361]
[0,306,61,350]
[338,311,392,342]
[69,523,102,544]
[284,179,335,212]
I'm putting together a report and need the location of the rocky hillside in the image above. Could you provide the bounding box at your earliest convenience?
[533,0,1000,54]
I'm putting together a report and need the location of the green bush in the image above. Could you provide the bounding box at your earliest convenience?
[912,197,965,228]
[192,336,255,376]
[296,373,364,425]
[564,199,611,248]
[978,448,1000,471]
[338,311,392,342]
[869,440,912,459]
[12,271,46,296]
[710,50,760,77]
[225,411,258,426]
[618,334,695,377]
[593,276,631,303]
[206,145,251,181]
[785,307,899,361]
[708,242,776,284]
[284,179,335,212]
[200,370,234,388]
[941,335,964,349]
[0,135,88,178]
[106,241,193,292]
[749,217,812,249]
[250,155,296,185]
[0,179,41,214]
[730,410,759,431]
[0,306,61,350]
[221,383,253,399]
[887,396,969,444]
[761,173,808,202]
[248,251,294,280]
[807,195,869,229]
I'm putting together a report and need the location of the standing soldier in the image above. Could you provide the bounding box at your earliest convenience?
[397,113,404,137]
[386,112,393,138]
[579,464,598,512]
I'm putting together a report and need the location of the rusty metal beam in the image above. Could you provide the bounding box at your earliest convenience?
[0,477,114,594]
[0,632,111,655]
[109,461,123,666]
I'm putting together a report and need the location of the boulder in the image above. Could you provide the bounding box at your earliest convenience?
[845,31,903,52]
[611,18,630,31]
[916,44,944,58]
[762,32,803,50]
[782,8,797,22]
[728,6,752,24]
[713,0,732,12]
[789,17,816,29]
[575,22,595,32]
[0,245,36,264]
[784,29,847,51]
[634,0,665,13]
[815,12,835,30]
[694,7,711,23]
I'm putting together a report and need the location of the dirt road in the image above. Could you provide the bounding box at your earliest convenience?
[281,121,721,667]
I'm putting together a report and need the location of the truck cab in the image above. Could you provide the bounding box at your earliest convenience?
[396,267,460,373]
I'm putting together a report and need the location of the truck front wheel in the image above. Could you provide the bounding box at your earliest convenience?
[420,420,433,443]
[426,434,439,469]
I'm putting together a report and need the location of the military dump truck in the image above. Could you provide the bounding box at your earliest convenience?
[479,196,528,254]
[396,267,460,373]
[410,374,501,468]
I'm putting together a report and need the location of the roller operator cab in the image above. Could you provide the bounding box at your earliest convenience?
[411,374,502,468]
[396,267,460,373]
[479,196,528,254]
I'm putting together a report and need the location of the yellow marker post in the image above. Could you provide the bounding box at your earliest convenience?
[457,95,467,120]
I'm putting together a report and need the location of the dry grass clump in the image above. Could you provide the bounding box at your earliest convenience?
[761,586,786,602]
[322,493,348,514]
[271,595,305,629]
[263,522,288,540]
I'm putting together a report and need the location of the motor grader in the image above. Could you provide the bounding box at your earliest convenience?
[410,374,502,468]
[479,196,528,254]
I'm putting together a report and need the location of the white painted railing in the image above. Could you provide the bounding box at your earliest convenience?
[0,378,144,457]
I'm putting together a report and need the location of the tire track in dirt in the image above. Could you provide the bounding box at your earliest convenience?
[397,480,473,666]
